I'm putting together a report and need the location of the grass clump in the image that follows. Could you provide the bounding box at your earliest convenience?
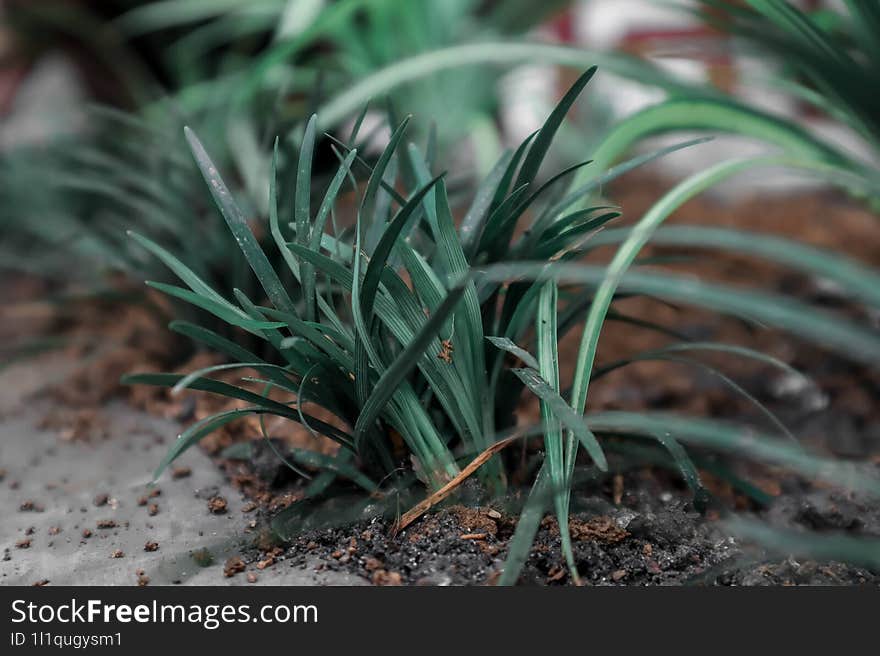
[125,68,880,584]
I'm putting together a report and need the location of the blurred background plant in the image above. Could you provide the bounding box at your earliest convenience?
[0,0,588,353]
[4,0,877,307]
[578,0,880,203]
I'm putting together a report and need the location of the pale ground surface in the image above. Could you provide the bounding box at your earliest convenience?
[0,354,364,586]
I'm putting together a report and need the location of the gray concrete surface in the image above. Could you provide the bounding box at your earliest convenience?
[0,356,364,586]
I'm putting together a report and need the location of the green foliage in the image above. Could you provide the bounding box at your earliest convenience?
[0,108,293,355]
[1,0,596,341]
[705,0,880,152]
[0,0,731,310]
[125,69,880,584]
[579,1,880,203]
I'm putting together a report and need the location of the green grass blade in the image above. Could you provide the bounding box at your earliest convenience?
[568,158,778,424]
[297,115,318,321]
[587,411,880,495]
[359,116,411,243]
[310,149,358,251]
[269,138,302,281]
[513,367,608,472]
[497,462,550,586]
[150,407,265,481]
[123,373,355,449]
[593,341,804,380]
[168,320,260,362]
[533,280,577,582]
[485,336,540,370]
[360,174,444,324]
[314,42,700,131]
[651,431,706,503]
[581,98,850,191]
[184,126,297,316]
[475,262,880,362]
[460,149,513,259]
[285,448,378,493]
[514,68,596,189]
[170,362,296,396]
[128,231,237,310]
[353,283,468,445]
[146,282,285,331]
[724,516,880,570]
[589,225,880,308]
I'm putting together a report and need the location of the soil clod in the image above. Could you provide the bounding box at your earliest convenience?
[207,496,228,514]
[171,466,191,480]
[223,556,245,577]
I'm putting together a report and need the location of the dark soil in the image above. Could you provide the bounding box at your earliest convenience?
[227,465,880,585]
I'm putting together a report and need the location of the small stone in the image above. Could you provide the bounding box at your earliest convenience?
[486,509,502,520]
[207,496,228,514]
[415,572,453,586]
[171,466,192,479]
[15,538,31,549]
[144,541,159,552]
[33,579,50,586]
[110,549,124,559]
[194,485,219,500]
[611,569,628,582]
[147,503,159,516]
[96,519,117,529]
[246,572,258,584]
[136,569,149,586]
[93,493,109,507]
[48,526,61,536]
[82,529,92,539]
